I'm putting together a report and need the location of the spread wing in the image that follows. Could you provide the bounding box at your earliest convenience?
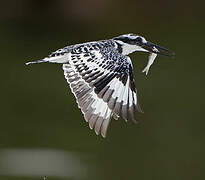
[63,44,142,137]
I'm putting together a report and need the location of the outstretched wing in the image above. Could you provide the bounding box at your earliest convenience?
[63,43,142,137]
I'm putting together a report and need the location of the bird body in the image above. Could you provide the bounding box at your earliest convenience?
[26,33,173,137]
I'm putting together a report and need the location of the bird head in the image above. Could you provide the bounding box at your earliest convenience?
[113,33,174,57]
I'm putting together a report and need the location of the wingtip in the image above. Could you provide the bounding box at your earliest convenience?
[136,103,144,113]
[101,133,106,138]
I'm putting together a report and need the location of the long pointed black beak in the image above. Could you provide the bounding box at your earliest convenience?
[142,41,175,57]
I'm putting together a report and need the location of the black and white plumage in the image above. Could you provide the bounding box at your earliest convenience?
[26,33,173,137]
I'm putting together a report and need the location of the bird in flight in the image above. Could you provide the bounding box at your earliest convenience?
[26,33,174,137]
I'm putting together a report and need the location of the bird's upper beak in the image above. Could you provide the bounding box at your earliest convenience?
[141,41,174,57]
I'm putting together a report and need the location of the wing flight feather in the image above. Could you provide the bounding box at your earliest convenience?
[62,43,142,137]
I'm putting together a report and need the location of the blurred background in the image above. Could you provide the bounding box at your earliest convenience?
[0,0,205,179]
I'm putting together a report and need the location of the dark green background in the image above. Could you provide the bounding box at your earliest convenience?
[0,0,205,179]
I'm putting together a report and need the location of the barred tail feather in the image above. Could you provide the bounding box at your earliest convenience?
[26,59,48,66]
[26,55,70,66]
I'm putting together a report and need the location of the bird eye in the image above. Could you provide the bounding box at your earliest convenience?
[135,37,142,43]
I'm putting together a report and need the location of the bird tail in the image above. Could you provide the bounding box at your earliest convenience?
[26,59,48,66]
[26,55,70,66]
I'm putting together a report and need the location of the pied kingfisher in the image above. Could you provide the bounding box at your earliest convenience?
[26,33,173,138]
